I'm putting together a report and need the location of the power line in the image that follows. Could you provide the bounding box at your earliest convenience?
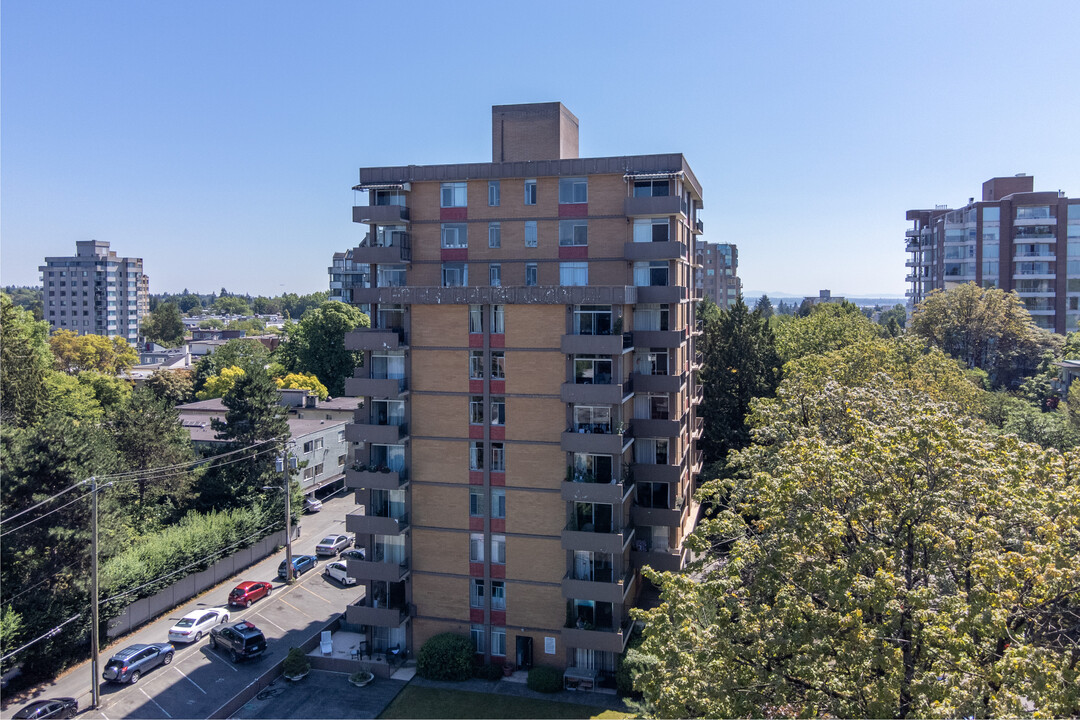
[0,613,82,665]
[0,479,89,525]
[96,436,285,481]
[0,490,95,539]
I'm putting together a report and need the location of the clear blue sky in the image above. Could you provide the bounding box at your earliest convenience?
[3,1,1078,298]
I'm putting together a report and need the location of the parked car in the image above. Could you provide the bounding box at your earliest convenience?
[208,620,267,662]
[228,581,273,608]
[102,643,174,684]
[315,534,352,556]
[278,554,318,579]
[323,561,357,585]
[303,496,323,513]
[168,608,230,643]
[340,547,366,562]
[12,699,78,719]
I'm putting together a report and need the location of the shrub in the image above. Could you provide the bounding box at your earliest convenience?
[416,633,474,681]
[283,647,310,678]
[474,663,503,681]
[527,665,562,693]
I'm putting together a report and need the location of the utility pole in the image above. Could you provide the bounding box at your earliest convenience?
[274,452,297,583]
[90,477,100,711]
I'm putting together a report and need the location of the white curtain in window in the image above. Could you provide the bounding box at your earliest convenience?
[574,551,592,581]
[635,439,657,464]
[634,394,652,419]
[634,304,661,331]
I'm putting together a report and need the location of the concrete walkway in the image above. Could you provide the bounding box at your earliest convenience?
[408,673,630,712]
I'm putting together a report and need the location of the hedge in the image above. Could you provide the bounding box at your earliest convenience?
[527,665,563,693]
[416,633,474,681]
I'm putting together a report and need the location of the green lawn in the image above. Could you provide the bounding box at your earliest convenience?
[378,685,631,719]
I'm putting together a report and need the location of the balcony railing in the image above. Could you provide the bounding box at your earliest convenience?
[561,617,636,653]
[345,327,407,351]
[562,520,635,554]
[345,465,408,491]
[345,597,408,628]
[561,569,634,604]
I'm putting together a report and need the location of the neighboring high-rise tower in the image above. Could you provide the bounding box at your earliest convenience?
[906,176,1079,332]
[341,103,704,684]
[39,240,149,343]
[695,241,741,308]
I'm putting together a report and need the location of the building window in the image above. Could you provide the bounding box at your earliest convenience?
[469,442,484,471]
[634,218,669,243]
[471,579,485,608]
[490,351,505,379]
[559,220,588,246]
[491,489,505,519]
[374,189,406,206]
[470,350,485,379]
[488,181,500,207]
[634,261,668,287]
[303,440,314,453]
[470,395,485,424]
[491,535,506,564]
[524,179,537,206]
[488,223,501,248]
[633,179,670,197]
[525,263,538,286]
[490,397,506,425]
[574,356,613,384]
[491,305,505,334]
[442,263,467,287]
[558,177,588,204]
[441,182,467,208]
[441,223,468,248]
[1016,206,1050,220]
[489,264,501,287]
[469,305,483,333]
[560,262,588,286]
[524,221,537,247]
[491,443,505,472]
[490,581,506,611]
[491,628,507,657]
[470,533,485,562]
[314,463,324,476]
[471,625,485,654]
[573,305,612,335]
[338,454,346,467]
[470,489,485,517]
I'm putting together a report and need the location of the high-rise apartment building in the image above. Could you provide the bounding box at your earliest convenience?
[694,241,741,308]
[39,240,149,343]
[906,175,1080,332]
[341,103,704,683]
[328,247,371,304]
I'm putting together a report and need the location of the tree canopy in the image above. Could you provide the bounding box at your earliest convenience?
[142,302,186,346]
[275,372,329,401]
[195,365,246,400]
[774,300,883,364]
[48,330,138,375]
[1,293,52,426]
[277,301,369,396]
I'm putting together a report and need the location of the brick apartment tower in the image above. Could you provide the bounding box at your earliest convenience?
[694,241,741,309]
[906,175,1080,333]
[341,102,704,683]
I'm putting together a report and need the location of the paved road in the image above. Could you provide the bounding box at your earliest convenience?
[2,493,363,720]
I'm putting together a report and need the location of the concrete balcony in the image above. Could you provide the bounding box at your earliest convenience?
[632,462,684,484]
[344,376,407,399]
[561,379,632,405]
[561,429,632,455]
[631,417,681,438]
[561,523,634,555]
[631,372,685,393]
[345,558,410,582]
[350,285,638,307]
[345,422,408,445]
[561,571,634,604]
[347,511,409,537]
[345,466,408,491]
[631,547,683,573]
[691,415,704,439]
[624,195,684,217]
[635,286,686,304]
[631,330,683,348]
[561,619,635,653]
[346,599,408,628]
[352,205,410,225]
[345,328,406,351]
[631,503,684,528]
[561,480,633,505]
[560,333,631,355]
[693,219,704,235]
[623,241,687,261]
[350,244,412,265]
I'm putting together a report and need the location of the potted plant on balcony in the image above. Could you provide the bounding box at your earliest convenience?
[349,670,374,687]
[283,647,311,681]
[378,465,391,473]
[367,462,379,472]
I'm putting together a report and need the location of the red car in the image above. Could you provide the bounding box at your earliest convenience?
[228,581,273,608]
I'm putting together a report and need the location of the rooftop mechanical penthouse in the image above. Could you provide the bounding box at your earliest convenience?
[340,102,704,687]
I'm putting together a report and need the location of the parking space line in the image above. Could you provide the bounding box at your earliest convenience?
[139,687,172,717]
[258,616,288,633]
[298,584,334,605]
[207,648,239,672]
[276,596,315,619]
[174,666,207,694]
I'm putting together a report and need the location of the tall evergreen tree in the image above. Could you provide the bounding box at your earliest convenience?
[0,294,52,428]
[753,294,774,320]
[698,297,781,466]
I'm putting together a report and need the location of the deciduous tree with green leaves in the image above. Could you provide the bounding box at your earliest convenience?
[774,300,883,363]
[142,302,187,346]
[275,372,329,401]
[277,301,369,396]
[48,330,139,375]
[1,293,52,427]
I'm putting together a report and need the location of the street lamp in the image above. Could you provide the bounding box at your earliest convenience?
[265,452,298,583]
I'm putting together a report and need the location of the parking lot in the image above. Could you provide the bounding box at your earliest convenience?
[2,493,364,719]
[229,670,407,719]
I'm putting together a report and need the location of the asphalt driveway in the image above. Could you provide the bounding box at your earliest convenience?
[229,670,406,719]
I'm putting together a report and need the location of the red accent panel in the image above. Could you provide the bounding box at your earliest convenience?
[469,379,484,394]
[489,334,505,348]
[489,426,505,441]
[489,380,505,394]
[559,246,588,260]
[490,611,506,626]
[470,471,485,485]
[470,562,485,577]
[470,608,485,623]
[441,206,468,221]
[469,425,485,440]
[470,517,484,531]
[469,334,484,348]
[490,472,505,486]
[441,248,468,261]
[559,203,588,218]
[490,564,505,579]
[491,519,505,533]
